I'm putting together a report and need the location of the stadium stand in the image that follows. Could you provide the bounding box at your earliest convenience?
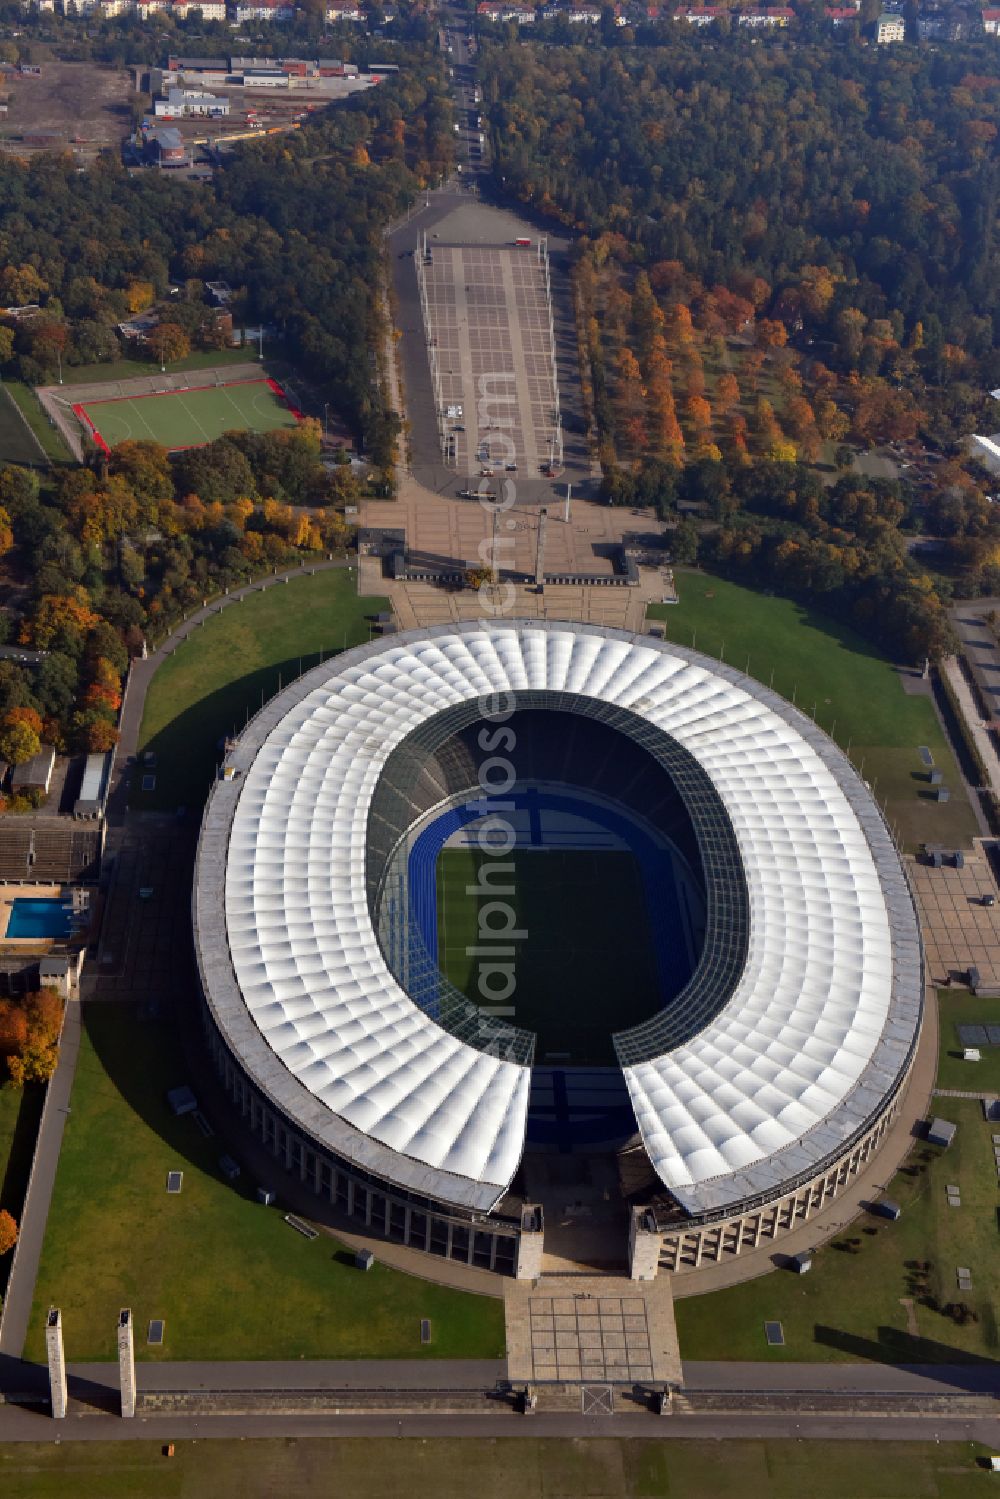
[0,824,103,883]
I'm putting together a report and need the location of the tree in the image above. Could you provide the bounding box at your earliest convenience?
[147,324,190,366]
[125,281,155,314]
[671,518,700,564]
[755,319,788,350]
[716,372,740,413]
[26,987,63,1049]
[22,592,99,654]
[0,998,28,1056]
[0,1209,16,1257]
[0,718,40,766]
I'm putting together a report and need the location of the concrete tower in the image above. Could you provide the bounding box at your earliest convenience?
[45,1307,67,1420]
[534,507,548,590]
[117,1308,136,1418]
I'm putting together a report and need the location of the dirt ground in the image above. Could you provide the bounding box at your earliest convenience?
[0,61,132,155]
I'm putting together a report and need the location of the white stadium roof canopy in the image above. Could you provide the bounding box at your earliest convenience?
[193,621,921,1217]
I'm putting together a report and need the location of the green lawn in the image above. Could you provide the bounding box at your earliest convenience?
[649,574,978,852]
[56,347,257,386]
[0,384,46,466]
[5,381,73,464]
[0,1439,997,1499]
[25,1003,504,1364]
[133,569,387,810]
[80,378,297,453]
[936,989,1000,1093]
[437,846,680,1064]
[674,1096,1000,1362]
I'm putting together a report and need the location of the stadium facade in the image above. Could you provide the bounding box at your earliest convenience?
[193,620,923,1279]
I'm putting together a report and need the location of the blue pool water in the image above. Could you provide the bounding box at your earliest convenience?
[5,898,74,940]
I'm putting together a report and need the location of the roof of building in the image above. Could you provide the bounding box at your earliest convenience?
[149,127,184,149]
[194,622,921,1218]
[11,744,55,787]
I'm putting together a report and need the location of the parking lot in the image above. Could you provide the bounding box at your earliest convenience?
[419,244,561,481]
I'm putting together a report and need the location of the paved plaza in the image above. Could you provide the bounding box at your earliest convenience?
[908,842,1000,988]
[419,244,560,480]
[504,1275,682,1387]
[357,477,678,631]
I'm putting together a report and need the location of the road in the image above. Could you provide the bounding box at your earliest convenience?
[0,1403,994,1444]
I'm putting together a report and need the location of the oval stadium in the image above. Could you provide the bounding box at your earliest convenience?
[192,620,923,1280]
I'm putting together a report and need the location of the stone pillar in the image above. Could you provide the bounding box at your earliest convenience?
[534,507,548,589]
[45,1308,67,1420]
[515,1203,544,1280]
[629,1206,661,1282]
[118,1308,136,1419]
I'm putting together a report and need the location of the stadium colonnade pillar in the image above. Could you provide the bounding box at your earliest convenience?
[118,1307,136,1418]
[514,1203,544,1279]
[629,1206,661,1282]
[45,1307,68,1419]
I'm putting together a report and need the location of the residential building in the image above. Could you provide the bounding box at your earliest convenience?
[171,0,227,16]
[737,7,794,25]
[876,11,906,40]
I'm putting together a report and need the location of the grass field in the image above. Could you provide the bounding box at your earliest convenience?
[649,575,978,852]
[437,847,661,1063]
[25,1003,504,1364]
[675,1095,1000,1363]
[0,384,45,466]
[936,989,1000,1093]
[77,378,298,454]
[132,569,387,810]
[56,347,255,386]
[5,381,73,464]
[1,1439,997,1499]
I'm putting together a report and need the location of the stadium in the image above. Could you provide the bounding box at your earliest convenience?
[192,620,923,1280]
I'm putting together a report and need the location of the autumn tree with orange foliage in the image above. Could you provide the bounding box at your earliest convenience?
[716,372,740,413]
[5,987,64,1088]
[0,1210,16,1257]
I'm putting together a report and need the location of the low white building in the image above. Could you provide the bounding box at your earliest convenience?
[155,86,230,117]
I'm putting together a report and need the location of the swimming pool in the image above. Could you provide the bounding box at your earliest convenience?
[5,898,75,940]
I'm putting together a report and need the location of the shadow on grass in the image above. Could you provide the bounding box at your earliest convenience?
[130,648,354,813]
[0,1084,44,1299]
[814,1325,1000,1383]
[80,999,277,1222]
[80,998,356,1244]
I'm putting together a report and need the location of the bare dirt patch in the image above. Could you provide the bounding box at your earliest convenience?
[0,61,132,156]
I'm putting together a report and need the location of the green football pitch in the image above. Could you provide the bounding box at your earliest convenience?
[436,847,661,1064]
[75,378,299,453]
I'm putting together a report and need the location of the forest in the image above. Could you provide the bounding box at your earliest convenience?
[482,37,1000,661]
[484,41,1000,380]
[0,425,353,776]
